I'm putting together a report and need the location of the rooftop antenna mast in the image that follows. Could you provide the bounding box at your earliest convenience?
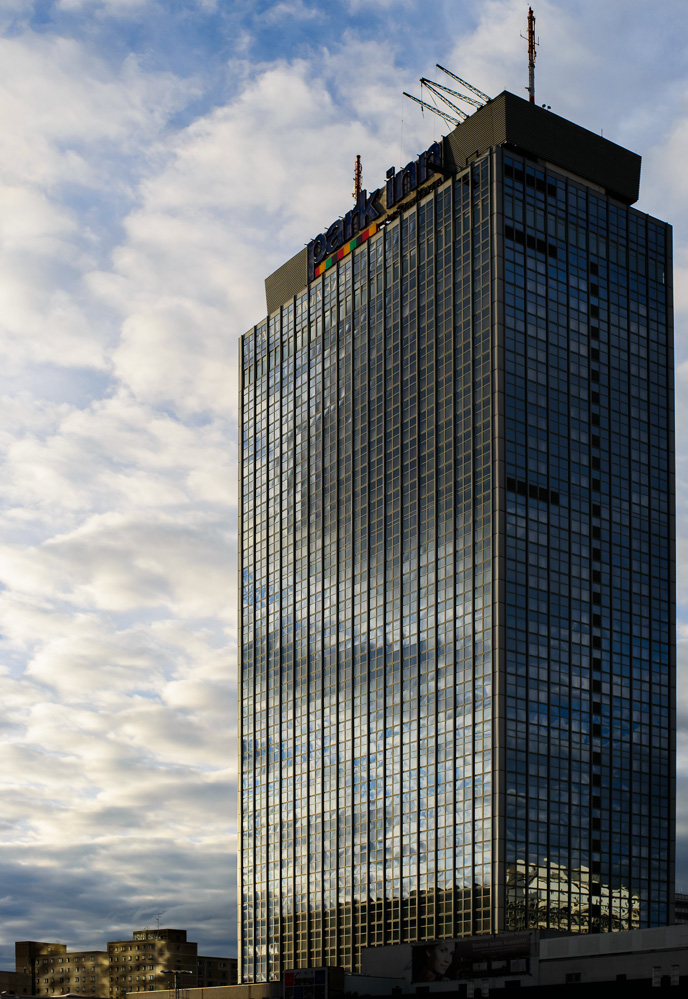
[353,154,362,201]
[435,65,490,104]
[404,67,490,127]
[522,6,538,104]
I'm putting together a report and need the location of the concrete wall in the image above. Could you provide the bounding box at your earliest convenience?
[127,985,280,999]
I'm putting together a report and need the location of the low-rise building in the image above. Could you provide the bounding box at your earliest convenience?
[15,941,103,997]
[14,930,236,999]
[360,924,688,992]
[674,892,688,924]
[0,967,32,994]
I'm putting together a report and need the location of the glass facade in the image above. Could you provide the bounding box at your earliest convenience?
[501,154,674,932]
[239,138,674,982]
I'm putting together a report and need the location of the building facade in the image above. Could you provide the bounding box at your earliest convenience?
[239,92,674,982]
[0,967,32,995]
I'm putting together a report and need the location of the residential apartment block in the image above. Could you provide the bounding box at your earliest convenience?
[15,929,236,997]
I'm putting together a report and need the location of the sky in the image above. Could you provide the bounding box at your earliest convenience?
[0,0,686,967]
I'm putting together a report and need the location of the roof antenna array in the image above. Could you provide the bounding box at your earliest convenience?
[404,65,490,127]
[522,6,538,104]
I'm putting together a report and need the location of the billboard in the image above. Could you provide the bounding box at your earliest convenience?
[411,934,531,983]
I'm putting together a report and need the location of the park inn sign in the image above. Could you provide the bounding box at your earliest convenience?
[307,139,444,281]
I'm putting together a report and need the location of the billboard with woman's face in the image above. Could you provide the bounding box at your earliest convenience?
[411,934,531,983]
[412,941,457,982]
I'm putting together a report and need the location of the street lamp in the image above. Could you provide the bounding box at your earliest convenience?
[161,969,193,999]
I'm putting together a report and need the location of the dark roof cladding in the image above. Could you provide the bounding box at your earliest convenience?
[444,90,641,203]
[264,90,641,314]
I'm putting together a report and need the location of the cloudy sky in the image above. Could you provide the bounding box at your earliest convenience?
[0,0,687,966]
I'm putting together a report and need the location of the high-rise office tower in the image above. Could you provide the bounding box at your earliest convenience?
[239,91,674,982]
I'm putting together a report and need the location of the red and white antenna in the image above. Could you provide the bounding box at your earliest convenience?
[353,154,362,201]
[523,6,538,104]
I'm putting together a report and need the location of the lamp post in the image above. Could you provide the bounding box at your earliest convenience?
[161,968,193,999]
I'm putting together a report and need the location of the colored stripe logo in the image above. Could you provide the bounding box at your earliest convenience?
[313,222,378,278]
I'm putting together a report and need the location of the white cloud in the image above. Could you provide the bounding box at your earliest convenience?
[346,0,413,9]
[264,1,322,22]
[0,37,188,189]
[0,20,237,960]
[0,31,198,394]
[57,0,156,15]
